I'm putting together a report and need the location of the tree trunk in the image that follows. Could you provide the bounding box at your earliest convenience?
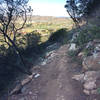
[4,33,32,75]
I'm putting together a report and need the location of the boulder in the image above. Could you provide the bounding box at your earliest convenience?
[83,81,96,90]
[73,71,100,82]
[82,52,100,70]
[84,71,98,82]
[72,71,100,95]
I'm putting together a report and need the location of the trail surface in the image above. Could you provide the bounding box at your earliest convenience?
[8,44,86,100]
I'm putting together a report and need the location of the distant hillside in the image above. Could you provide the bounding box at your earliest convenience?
[28,15,70,23]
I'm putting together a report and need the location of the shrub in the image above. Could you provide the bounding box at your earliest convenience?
[48,28,72,43]
[88,26,100,39]
[74,25,100,46]
[75,29,93,46]
[67,50,77,57]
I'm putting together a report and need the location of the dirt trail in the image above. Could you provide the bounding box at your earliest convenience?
[8,44,86,100]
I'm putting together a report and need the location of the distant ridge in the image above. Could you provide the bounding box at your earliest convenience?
[29,15,70,23]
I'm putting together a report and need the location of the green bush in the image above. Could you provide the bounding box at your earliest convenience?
[67,50,77,57]
[48,28,72,43]
[74,29,93,46]
[72,25,100,46]
[88,26,100,39]
[15,32,41,53]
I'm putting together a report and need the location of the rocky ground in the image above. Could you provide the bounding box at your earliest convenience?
[1,42,100,100]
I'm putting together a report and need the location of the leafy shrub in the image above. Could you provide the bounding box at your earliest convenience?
[48,28,72,43]
[72,25,100,46]
[24,32,40,48]
[15,32,41,52]
[88,26,100,39]
[74,29,93,46]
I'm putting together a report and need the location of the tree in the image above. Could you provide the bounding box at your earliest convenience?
[65,0,100,25]
[0,0,32,75]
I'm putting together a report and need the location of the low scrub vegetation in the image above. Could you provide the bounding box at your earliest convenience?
[49,28,72,44]
[72,25,100,46]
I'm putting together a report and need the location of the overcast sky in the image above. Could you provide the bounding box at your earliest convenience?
[28,0,69,17]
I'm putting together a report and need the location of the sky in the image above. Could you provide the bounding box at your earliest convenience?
[28,0,69,17]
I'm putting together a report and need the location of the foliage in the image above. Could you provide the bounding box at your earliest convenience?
[67,50,77,57]
[48,28,71,43]
[65,0,100,23]
[88,26,100,39]
[74,29,92,46]
[73,25,100,46]
[0,0,33,75]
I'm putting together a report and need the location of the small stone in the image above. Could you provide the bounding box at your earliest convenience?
[41,60,47,65]
[34,73,40,78]
[83,89,90,95]
[78,52,85,58]
[29,91,32,95]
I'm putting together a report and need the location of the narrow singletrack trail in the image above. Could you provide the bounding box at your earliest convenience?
[8,44,86,100]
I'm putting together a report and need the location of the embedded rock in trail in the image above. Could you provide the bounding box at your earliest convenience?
[83,81,96,90]
[72,71,99,83]
[72,71,100,95]
[82,52,100,70]
[84,71,99,82]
